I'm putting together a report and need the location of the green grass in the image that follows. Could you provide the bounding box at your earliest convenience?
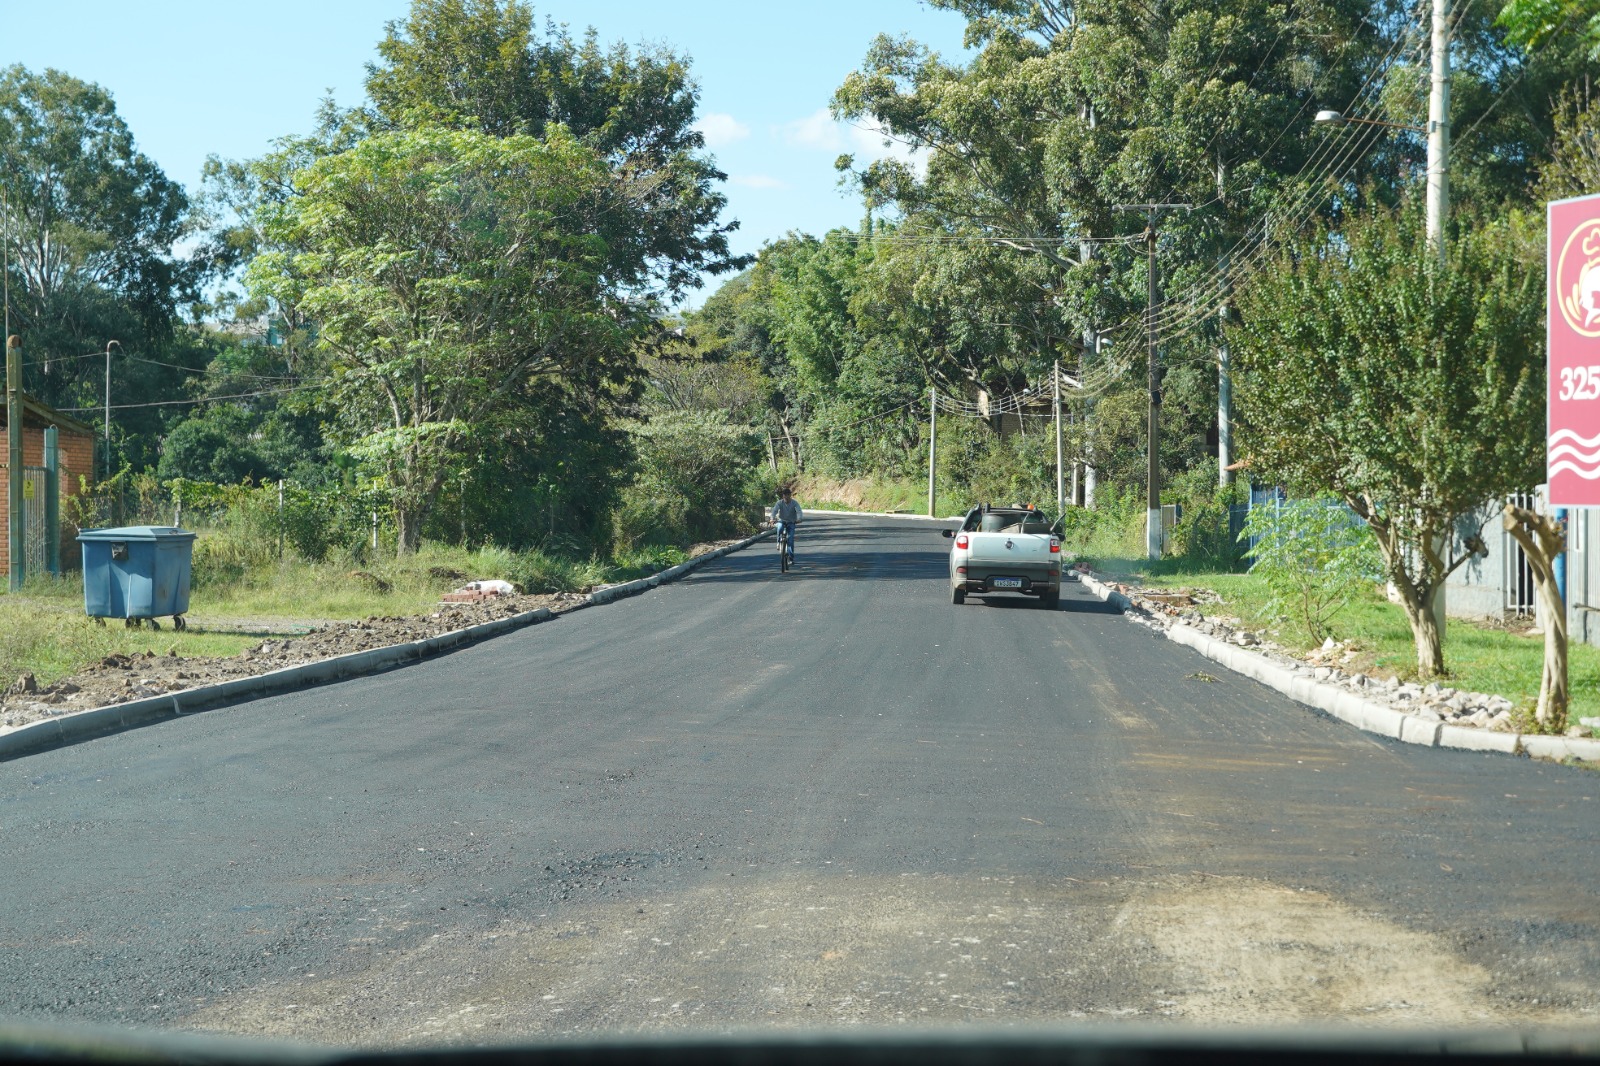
[1,576,258,689]
[0,541,674,693]
[1117,566,1600,724]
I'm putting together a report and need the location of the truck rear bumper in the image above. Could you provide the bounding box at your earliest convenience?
[957,571,1061,594]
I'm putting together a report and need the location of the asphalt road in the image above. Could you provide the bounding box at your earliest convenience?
[2,513,1598,1046]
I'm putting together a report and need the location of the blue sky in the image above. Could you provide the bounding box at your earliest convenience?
[4,1,970,304]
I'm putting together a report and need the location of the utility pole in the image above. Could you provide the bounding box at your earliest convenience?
[1114,203,1191,559]
[1082,328,1099,509]
[1427,0,1451,635]
[1054,362,1064,518]
[7,335,22,591]
[1218,305,1234,486]
[44,424,59,576]
[102,339,120,479]
[1426,0,1450,261]
[927,386,937,518]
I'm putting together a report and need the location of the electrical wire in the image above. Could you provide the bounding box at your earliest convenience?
[58,381,330,413]
[1451,1,1585,149]
[22,347,299,382]
[1133,10,1432,336]
[833,232,1147,247]
[767,398,923,442]
[1132,24,1432,342]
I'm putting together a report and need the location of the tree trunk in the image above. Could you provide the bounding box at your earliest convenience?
[395,503,421,557]
[1504,504,1569,731]
[1402,593,1446,677]
[1365,513,1447,677]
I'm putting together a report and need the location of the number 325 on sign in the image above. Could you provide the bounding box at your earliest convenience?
[1558,365,1600,400]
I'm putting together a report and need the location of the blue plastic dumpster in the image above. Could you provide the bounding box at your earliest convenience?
[77,526,197,630]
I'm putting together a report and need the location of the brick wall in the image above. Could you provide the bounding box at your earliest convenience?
[0,425,96,576]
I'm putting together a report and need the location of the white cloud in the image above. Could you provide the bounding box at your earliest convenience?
[848,119,923,167]
[779,108,925,171]
[731,174,787,190]
[693,112,750,148]
[779,108,846,151]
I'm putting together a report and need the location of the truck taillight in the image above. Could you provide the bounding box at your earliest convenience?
[956,534,969,549]
[957,565,967,574]
[1050,537,1061,553]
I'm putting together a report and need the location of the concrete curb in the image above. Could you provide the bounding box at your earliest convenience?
[1077,571,1600,764]
[0,530,771,763]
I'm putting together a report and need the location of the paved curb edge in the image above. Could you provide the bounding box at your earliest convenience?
[0,530,773,763]
[1077,572,1600,764]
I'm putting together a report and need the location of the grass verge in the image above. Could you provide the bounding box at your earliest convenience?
[1,540,707,693]
[1090,558,1600,725]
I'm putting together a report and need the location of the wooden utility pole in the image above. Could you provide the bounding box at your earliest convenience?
[1114,203,1191,559]
[7,335,22,591]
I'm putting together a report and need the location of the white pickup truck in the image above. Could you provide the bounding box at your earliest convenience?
[941,504,1063,608]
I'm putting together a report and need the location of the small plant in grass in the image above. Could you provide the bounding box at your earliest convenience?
[1242,497,1384,647]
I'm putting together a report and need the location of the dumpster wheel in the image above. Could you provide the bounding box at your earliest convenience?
[173,615,186,632]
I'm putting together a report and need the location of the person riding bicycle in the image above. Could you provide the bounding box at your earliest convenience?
[770,486,802,562]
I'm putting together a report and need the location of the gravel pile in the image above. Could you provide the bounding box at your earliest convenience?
[1101,575,1593,739]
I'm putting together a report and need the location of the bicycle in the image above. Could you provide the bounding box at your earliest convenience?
[774,520,795,572]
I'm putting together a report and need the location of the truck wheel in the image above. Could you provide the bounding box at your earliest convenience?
[951,585,965,605]
[1040,589,1060,610]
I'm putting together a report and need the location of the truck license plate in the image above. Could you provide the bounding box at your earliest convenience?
[991,577,1023,589]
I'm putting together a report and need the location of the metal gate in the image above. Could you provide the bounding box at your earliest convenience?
[4,465,59,581]
[1504,491,1537,617]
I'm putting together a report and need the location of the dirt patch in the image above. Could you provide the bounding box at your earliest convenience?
[178,873,1588,1046]
[0,592,586,731]
[1120,877,1520,1024]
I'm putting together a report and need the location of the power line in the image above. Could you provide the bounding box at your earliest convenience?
[58,381,330,413]
[767,398,923,442]
[1137,10,1432,334]
[833,232,1146,247]
[1136,23,1432,341]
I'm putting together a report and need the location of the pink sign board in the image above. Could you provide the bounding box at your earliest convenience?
[1548,193,1600,505]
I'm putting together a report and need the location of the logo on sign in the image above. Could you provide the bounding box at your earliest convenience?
[1549,429,1600,481]
[1556,218,1600,339]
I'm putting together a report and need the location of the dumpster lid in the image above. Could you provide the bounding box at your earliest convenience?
[76,525,197,542]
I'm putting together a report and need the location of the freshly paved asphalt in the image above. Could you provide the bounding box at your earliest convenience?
[2,513,1598,1044]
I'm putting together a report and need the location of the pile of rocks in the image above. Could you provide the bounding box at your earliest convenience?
[1305,672,1516,731]
[1107,581,1563,737]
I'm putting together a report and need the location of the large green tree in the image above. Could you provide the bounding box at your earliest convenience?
[247,126,649,553]
[364,0,746,303]
[1230,201,1544,676]
[0,64,197,470]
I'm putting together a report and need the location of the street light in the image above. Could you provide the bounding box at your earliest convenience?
[1313,109,1426,134]
[103,339,120,478]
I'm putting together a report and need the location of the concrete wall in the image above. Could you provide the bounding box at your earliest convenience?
[1445,500,1520,622]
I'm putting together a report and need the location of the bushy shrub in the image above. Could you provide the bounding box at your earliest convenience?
[1164,468,1250,572]
[614,411,764,551]
[1243,495,1384,644]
